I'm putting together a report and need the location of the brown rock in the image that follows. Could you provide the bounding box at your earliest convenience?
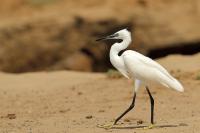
[52,52,93,72]
[0,0,199,73]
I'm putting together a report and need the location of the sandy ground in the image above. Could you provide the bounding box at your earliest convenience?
[0,53,200,133]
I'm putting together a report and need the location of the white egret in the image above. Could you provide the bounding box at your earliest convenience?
[96,29,184,129]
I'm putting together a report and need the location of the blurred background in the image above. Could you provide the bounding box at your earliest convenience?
[0,0,200,73]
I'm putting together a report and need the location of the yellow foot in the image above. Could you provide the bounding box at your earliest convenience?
[97,122,114,130]
[143,124,155,130]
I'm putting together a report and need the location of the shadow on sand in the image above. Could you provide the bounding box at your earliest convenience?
[111,123,188,130]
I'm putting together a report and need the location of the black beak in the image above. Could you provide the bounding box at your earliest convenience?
[96,34,118,41]
[96,36,108,41]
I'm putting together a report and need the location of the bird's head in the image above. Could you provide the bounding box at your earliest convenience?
[96,29,131,41]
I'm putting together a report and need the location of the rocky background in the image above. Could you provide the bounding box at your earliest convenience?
[0,0,199,73]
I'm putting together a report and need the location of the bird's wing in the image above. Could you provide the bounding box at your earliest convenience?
[124,50,174,80]
[122,50,184,92]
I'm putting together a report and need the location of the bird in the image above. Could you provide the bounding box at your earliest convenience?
[96,29,184,129]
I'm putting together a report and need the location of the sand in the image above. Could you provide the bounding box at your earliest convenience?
[0,53,199,133]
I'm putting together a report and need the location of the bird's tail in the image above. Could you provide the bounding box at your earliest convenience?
[167,78,184,92]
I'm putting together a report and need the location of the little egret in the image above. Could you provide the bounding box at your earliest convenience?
[96,29,184,129]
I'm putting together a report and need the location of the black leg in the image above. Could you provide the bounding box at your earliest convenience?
[146,86,154,124]
[114,93,136,125]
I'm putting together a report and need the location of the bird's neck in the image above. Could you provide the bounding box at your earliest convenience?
[110,37,132,57]
[109,37,131,68]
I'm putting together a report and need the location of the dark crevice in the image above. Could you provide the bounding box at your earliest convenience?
[81,47,109,72]
[147,41,200,59]
[80,48,94,58]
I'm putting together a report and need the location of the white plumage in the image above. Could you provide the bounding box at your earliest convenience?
[108,29,184,92]
[122,50,184,92]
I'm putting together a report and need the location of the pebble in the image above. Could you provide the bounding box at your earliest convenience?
[137,120,143,125]
[85,115,93,119]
